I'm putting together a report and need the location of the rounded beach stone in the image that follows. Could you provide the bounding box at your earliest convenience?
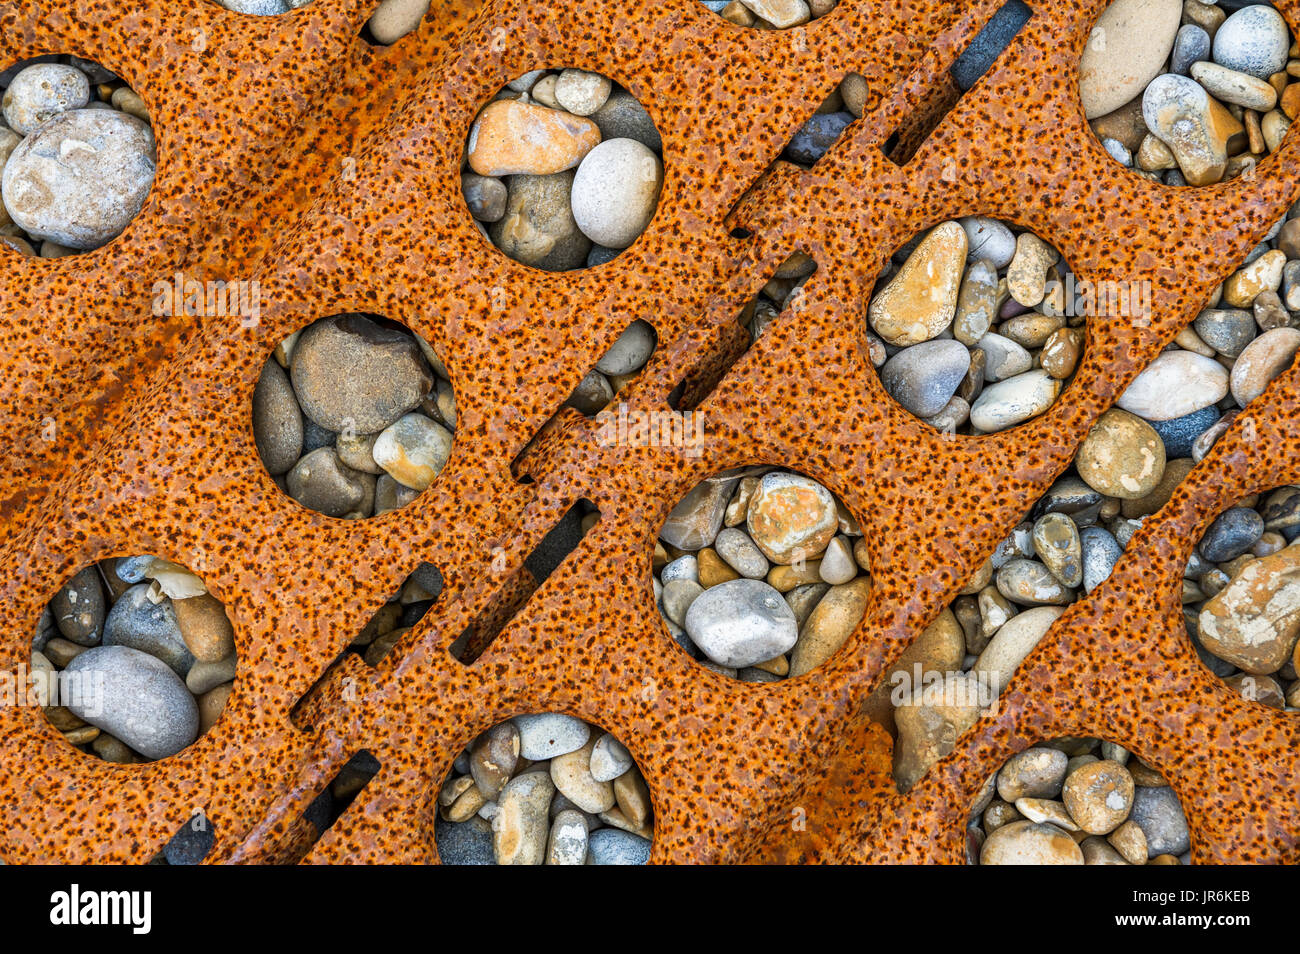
[65,646,199,760]
[683,578,799,668]
[2,63,90,135]
[571,138,663,249]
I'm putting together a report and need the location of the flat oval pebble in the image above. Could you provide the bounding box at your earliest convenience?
[2,63,90,135]
[1078,0,1182,119]
[589,732,633,782]
[980,820,1084,865]
[1062,759,1135,834]
[683,578,799,668]
[65,646,199,760]
[1198,545,1300,674]
[372,412,452,491]
[512,713,590,760]
[1229,327,1300,407]
[1212,4,1290,80]
[969,370,1061,432]
[468,100,600,177]
[587,828,651,865]
[1080,526,1123,593]
[1076,408,1165,499]
[1129,785,1190,856]
[1116,350,1229,421]
[570,137,663,249]
[996,746,1068,802]
[881,339,970,418]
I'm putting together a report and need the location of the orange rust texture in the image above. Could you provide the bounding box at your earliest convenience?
[0,0,1297,864]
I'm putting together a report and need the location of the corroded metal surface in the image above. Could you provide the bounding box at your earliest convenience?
[0,0,1297,864]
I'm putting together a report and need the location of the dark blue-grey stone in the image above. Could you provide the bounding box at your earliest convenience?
[1080,526,1122,594]
[1198,506,1264,563]
[1149,406,1219,459]
[880,339,970,418]
[103,584,195,677]
[1130,785,1190,857]
[301,416,336,453]
[784,112,854,166]
[1193,308,1255,358]
[1171,24,1211,75]
[586,245,620,267]
[435,817,495,865]
[950,0,1034,91]
[587,828,651,865]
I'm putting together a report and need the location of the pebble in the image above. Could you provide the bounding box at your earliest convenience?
[783,111,852,165]
[1077,0,1183,118]
[684,578,799,668]
[660,554,699,584]
[252,359,303,476]
[571,138,663,248]
[546,810,588,865]
[460,173,507,222]
[1148,407,1219,461]
[713,527,769,579]
[3,109,155,249]
[1212,4,1290,80]
[2,64,90,135]
[960,216,1016,269]
[997,746,1068,802]
[1062,759,1135,834]
[969,370,1061,432]
[661,473,741,549]
[789,577,871,676]
[550,738,615,813]
[1116,350,1230,420]
[893,672,988,791]
[554,70,611,116]
[290,315,433,433]
[1076,408,1166,499]
[1190,61,1277,110]
[973,605,1065,695]
[287,448,372,518]
[1080,526,1123,593]
[65,646,198,760]
[954,260,1000,344]
[868,221,967,347]
[594,319,656,376]
[590,733,633,782]
[1006,233,1059,307]
[881,339,970,418]
[746,472,838,564]
[976,333,1033,382]
[1229,327,1300,407]
[103,584,195,677]
[1142,74,1235,185]
[372,413,453,490]
[185,654,236,695]
[1032,513,1083,588]
[1108,818,1148,864]
[468,100,600,176]
[818,536,858,585]
[494,772,555,865]
[1171,23,1211,75]
[470,722,519,800]
[1129,784,1190,856]
[661,579,704,626]
[587,828,651,865]
[490,171,590,269]
[1198,545,1300,674]
[1199,506,1264,563]
[512,713,590,760]
[51,565,106,646]
[435,816,495,865]
[172,593,235,663]
[980,820,1083,864]
[590,91,661,152]
[367,0,431,44]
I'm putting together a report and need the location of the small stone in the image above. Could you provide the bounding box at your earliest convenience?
[571,138,663,249]
[551,738,615,813]
[1142,73,1241,185]
[491,170,591,270]
[554,70,611,116]
[65,646,198,760]
[1117,350,1230,422]
[1062,759,1135,834]
[868,222,967,347]
[980,820,1083,865]
[881,339,970,418]
[287,447,371,517]
[1006,233,1059,307]
[3,109,156,249]
[335,431,382,475]
[1077,0,1183,118]
[512,713,590,760]
[197,683,231,734]
[1014,797,1079,830]
[595,319,655,376]
[1032,513,1083,588]
[1229,327,1300,407]
[565,369,613,414]
[954,260,1000,344]
[1198,546,1300,674]
[290,316,432,433]
[1041,327,1083,379]
[546,809,588,865]
[1090,97,1150,152]
[590,90,661,152]
[969,370,1062,432]
[367,0,430,43]
[590,733,633,782]
[103,584,194,677]
[1081,836,1130,865]
[1108,819,1148,864]
[51,565,106,646]
[1080,526,1123,593]
[436,816,495,865]
[893,672,987,791]
[185,654,236,695]
[746,472,838,564]
[1076,408,1166,499]
[2,64,90,135]
[713,527,769,580]
[1212,4,1290,80]
[973,605,1066,695]
[784,111,852,165]
[661,554,699,584]
[959,216,1016,269]
[613,766,652,828]
[372,413,452,491]
[1191,61,1278,111]
[1129,785,1190,856]
[172,593,234,663]
[1199,507,1264,562]
[468,100,600,177]
[1223,249,1285,307]
[997,747,1069,801]
[818,536,858,585]
[684,578,799,668]
[252,359,303,476]
[789,577,870,677]
[587,828,651,865]
[460,173,507,222]
[661,473,742,549]
[494,771,555,865]
[470,722,519,800]
[661,579,704,626]
[1172,23,1211,74]
[976,333,1033,382]
[375,474,419,515]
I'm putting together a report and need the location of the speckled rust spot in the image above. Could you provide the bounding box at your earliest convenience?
[0,0,1297,865]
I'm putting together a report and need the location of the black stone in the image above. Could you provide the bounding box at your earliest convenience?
[1198,506,1264,563]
